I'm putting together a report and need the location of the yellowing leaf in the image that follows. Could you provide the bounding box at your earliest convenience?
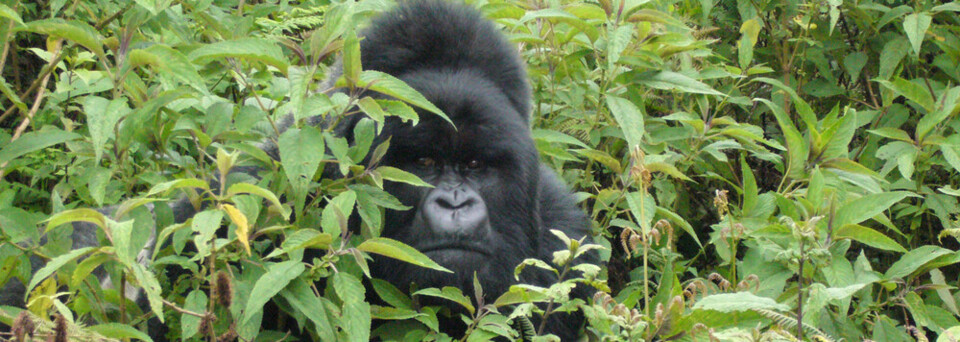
[222,204,251,256]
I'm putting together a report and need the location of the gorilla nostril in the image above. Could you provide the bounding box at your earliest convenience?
[436,194,471,210]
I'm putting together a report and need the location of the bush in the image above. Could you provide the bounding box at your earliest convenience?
[0,0,958,341]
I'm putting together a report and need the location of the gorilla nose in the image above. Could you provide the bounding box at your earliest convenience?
[422,186,488,234]
[435,189,475,209]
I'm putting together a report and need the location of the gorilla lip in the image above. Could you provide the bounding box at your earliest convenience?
[418,242,489,256]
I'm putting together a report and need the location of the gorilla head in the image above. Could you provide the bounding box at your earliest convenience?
[373,70,542,299]
[330,0,548,299]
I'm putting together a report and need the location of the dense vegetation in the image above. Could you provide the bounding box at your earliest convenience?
[1,0,959,341]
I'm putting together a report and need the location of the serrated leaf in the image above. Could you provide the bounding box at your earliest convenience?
[26,247,95,295]
[414,287,475,314]
[371,278,413,309]
[376,166,433,188]
[605,95,645,148]
[128,44,206,93]
[241,260,305,327]
[640,71,724,96]
[279,127,324,216]
[884,245,954,279]
[835,191,913,226]
[227,182,290,219]
[836,224,907,253]
[692,292,790,312]
[87,323,154,341]
[531,129,589,148]
[357,237,452,273]
[876,78,935,112]
[346,70,450,125]
[756,98,807,179]
[0,4,24,24]
[903,13,932,57]
[45,208,106,232]
[84,96,130,164]
[146,178,209,197]
[868,127,913,143]
[0,129,81,165]
[645,162,692,182]
[280,278,337,341]
[134,0,172,16]
[181,290,207,339]
[21,19,104,57]
[189,38,289,74]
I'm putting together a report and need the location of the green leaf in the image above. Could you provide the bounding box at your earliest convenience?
[189,38,289,74]
[279,127,325,215]
[605,95,645,149]
[645,162,692,182]
[128,45,206,93]
[181,290,207,339]
[756,98,808,179]
[45,208,106,232]
[876,78,935,112]
[835,191,913,226]
[342,27,361,83]
[134,0,173,16]
[0,4,24,24]
[903,12,932,57]
[835,224,907,253]
[414,287,475,314]
[131,263,164,322]
[868,127,913,143]
[0,129,81,165]
[241,260,305,327]
[740,155,758,214]
[738,19,761,69]
[145,178,209,197]
[639,71,724,96]
[21,19,104,57]
[371,278,413,309]
[531,129,589,149]
[87,323,154,341]
[884,245,954,279]
[843,52,868,82]
[342,301,371,342]
[227,183,290,219]
[320,191,355,239]
[879,37,909,80]
[575,149,622,174]
[84,96,130,164]
[349,70,450,125]
[26,247,95,295]
[692,292,790,312]
[357,238,452,273]
[280,279,337,341]
[376,166,433,188]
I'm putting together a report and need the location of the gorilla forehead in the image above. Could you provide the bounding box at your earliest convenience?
[386,69,536,160]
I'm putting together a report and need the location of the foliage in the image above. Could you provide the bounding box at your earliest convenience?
[0,0,959,341]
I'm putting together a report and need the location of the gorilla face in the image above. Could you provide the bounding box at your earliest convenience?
[367,69,542,299]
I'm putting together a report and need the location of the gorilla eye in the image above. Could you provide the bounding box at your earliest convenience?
[465,159,483,169]
[416,157,436,167]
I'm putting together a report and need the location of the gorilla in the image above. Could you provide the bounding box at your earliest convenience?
[1,0,598,340]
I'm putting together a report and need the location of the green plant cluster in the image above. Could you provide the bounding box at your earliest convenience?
[0,0,959,341]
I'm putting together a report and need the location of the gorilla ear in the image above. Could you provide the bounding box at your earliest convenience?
[358,0,532,122]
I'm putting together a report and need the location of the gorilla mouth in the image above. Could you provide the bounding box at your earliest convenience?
[419,243,490,256]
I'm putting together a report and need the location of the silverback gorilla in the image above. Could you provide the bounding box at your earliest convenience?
[2,0,598,340]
